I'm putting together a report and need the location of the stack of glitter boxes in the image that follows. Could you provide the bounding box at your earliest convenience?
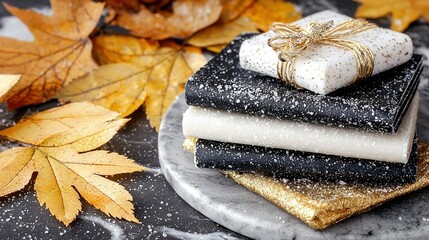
[181,11,425,228]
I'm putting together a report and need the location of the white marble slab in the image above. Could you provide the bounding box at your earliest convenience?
[158,94,429,240]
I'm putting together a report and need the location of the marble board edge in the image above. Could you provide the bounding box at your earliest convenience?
[158,94,429,240]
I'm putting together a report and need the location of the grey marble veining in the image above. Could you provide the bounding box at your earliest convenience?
[159,94,429,240]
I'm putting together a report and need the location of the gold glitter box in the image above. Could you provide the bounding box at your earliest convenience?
[185,138,429,230]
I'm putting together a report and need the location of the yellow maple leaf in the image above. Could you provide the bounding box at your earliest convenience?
[205,44,229,53]
[0,102,120,146]
[355,0,429,32]
[59,35,206,131]
[188,16,258,52]
[243,0,301,32]
[106,0,142,11]
[187,0,301,52]
[0,75,20,103]
[114,0,222,40]
[0,0,104,109]
[0,102,144,226]
[218,0,256,23]
[91,35,160,64]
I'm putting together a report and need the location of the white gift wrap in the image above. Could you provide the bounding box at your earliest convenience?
[239,10,413,95]
[183,94,418,163]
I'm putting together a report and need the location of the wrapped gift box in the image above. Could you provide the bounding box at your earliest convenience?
[239,11,413,95]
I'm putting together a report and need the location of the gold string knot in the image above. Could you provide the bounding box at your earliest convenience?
[267,19,377,89]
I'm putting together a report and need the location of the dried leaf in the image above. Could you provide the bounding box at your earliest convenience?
[219,0,255,23]
[106,0,172,11]
[165,0,222,38]
[0,0,104,109]
[92,35,160,64]
[60,63,150,119]
[140,0,172,8]
[355,0,429,32]
[0,75,20,103]
[243,0,301,31]
[0,147,35,196]
[60,36,206,130]
[144,41,206,129]
[106,0,141,11]
[0,102,120,145]
[140,0,171,7]
[39,117,129,152]
[0,103,143,226]
[115,5,166,39]
[206,44,228,53]
[188,16,258,52]
[33,146,140,225]
[187,0,300,52]
[115,0,222,39]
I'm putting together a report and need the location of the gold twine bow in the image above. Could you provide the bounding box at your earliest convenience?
[267,19,377,88]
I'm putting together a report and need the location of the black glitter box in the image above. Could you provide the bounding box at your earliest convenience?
[194,137,419,184]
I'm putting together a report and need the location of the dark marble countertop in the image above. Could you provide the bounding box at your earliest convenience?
[0,0,428,239]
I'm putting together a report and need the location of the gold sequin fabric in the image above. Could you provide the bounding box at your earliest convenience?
[224,141,429,230]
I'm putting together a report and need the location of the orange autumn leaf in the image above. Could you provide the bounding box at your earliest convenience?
[0,0,104,109]
[59,35,206,130]
[114,0,222,39]
[92,35,160,64]
[243,0,301,31]
[0,102,144,226]
[188,0,300,52]
[205,44,228,53]
[355,0,429,32]
[139,0,172,8]
[106,0,172,11]
[144,41,206,130]
[0,102,120,147]
[188,16,258,52]
[106,0,141,11]
[60,63,150,120]
[0,75,20,103]
[0,147,35,197]
[219,0,256,23]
